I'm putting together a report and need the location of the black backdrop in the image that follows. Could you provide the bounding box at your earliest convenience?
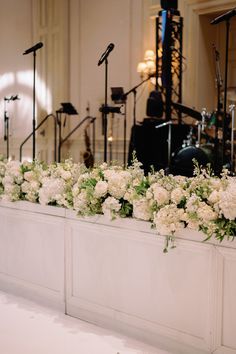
[128,119,189,174]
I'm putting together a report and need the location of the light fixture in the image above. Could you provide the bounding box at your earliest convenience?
[144,49,155,61]
[137,49,156,80]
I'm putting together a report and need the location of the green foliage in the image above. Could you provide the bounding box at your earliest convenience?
[135,179,150,196]
[119,200,133,218]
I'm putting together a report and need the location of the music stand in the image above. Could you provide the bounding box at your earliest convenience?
[56,102,78,162]
[111,87,125,104]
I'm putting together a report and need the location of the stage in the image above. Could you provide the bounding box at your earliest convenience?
[0,200,235,354]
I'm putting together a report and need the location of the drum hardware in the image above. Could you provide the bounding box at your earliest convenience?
[172,106,225,176]
[182,126,194,148]
[155,120,174,172]
[195,107,210,147]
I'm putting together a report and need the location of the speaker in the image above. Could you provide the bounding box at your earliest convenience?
[161,0,178,10]
[146,90,163,118]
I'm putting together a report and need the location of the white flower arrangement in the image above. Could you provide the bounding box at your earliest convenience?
[0,157,235,251]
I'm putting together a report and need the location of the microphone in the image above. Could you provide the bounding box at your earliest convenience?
[11,94,20,101]
[23,42,43,55]
[98,43,115,66]
[211,8,236,25]
[4,95,20,101]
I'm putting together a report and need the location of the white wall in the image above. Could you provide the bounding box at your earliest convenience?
[68,0,145,163]
[0,0,33,160]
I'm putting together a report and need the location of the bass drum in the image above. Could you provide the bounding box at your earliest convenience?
[172,145,214,177]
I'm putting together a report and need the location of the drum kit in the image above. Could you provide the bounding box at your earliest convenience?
[171,98,236,176]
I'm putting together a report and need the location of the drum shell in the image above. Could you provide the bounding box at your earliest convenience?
[172,145,214,176]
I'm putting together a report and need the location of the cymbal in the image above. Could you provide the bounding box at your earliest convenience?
[221,87,236,101]
[172,102,202,121]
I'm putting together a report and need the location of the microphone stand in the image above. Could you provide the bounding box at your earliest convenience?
[123,75,152,126]
[212,16,232,168]
[56,109,63,163]
[123,99,127,166]
[99,58,110,162]
[32,50,37,160]
[26,49,38,160]
[222,19,230,167]
[212,45,223,174]
[103,58,108,162]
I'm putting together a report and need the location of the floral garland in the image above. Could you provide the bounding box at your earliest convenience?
[0,155,235,252]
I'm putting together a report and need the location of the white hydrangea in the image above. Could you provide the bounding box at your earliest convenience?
[21,180,40,203]
[170,187,186,205]
[39,177,65,205]
[123,188,136,203]
[107,171,131,199]
[185,195,200,213]
[197,202,217,222]
[133,197,152,221]
[186,219,200,230]
[2,183,21,201]
[2,175,14,185]
[5,161,23,183]
[153,204,184,235]
[152,183,169,205]
[73,190,88,212]
[0,161,6,176]
[24,171,36,182]
[60,170,72,181]
[94,181,108,198]
[102,196,121,218]
[219,179,236,220]
[208,190,220,205]
[210,177,223,191]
